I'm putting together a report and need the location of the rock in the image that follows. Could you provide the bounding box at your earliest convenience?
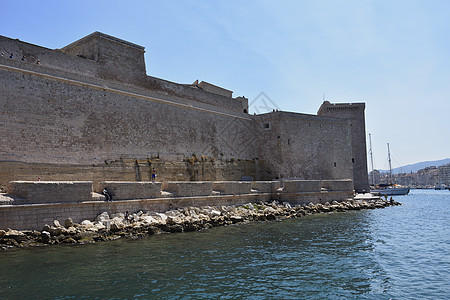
[61,237,77,244]
[0,229,5,237]
[96,212,110,222]
[81,220,94,228]
[166,215,184,225]
[53,220,62,228]
[5,229,27,242]
[76,231,95,243]
[93,222,106,231]
[264,207,276,214]
[42,224,51,232]
[64,218,74,228]
[110,222,121,232]
[147,226,162,235]
[50,226,68,236]
[230,215,243,223]
[210,216,225,226]
[111,213,125,219]
[188,209,198,217]
[111,217,124,225]
[245,203,255,210]
[110,218,125,231]
[154,213,168,223]
[265,214,277,220]
[41,231,51,243]
[139,215,158,225]
[162,224,183,233]
[165,210,180,217]
[210,209,221,217]
[66,226,78,235]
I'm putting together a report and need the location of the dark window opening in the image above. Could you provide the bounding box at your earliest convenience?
[352,158,355,163]
[334,162,337,167]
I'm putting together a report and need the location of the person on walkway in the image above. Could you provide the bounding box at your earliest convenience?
[102,187,112,201]
[152,168,157,182]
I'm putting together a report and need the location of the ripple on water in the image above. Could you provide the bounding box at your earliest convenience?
[0,190,449,299]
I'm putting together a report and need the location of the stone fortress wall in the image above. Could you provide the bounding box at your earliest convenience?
[317,102,370,192]
[0,32,369,192]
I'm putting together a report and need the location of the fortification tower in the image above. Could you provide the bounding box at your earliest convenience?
[317,101,370,193]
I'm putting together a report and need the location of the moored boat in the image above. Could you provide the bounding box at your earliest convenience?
[369,141,410,196]
[371,184,410,195]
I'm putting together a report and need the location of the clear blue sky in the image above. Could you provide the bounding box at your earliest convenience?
[1,0,449,169]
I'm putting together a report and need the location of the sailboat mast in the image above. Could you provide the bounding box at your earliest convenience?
[369,133,375,185]
[387,143,392,184]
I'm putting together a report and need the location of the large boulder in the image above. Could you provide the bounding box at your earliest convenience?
[41,231,51,243]
[64,218,74,228]
[166,215,184,226]
[96,212,110,222]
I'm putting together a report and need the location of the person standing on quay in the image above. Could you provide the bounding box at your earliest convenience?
[152,168,157,182]
[102,187,112,201]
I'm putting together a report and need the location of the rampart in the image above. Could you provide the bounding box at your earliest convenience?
[0,32,369,194]
[0,180,354,230]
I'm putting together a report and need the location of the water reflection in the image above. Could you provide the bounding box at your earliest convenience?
[1,191,448,299]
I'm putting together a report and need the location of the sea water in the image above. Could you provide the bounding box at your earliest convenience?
[0,189,449,299]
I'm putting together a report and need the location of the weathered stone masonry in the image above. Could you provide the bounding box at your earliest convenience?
[0,179,354,230]
[0,32,369,192]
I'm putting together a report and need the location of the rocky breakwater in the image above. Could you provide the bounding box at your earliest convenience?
[0,198,401,250]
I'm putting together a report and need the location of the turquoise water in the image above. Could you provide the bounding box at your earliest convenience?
[0,189,449,299]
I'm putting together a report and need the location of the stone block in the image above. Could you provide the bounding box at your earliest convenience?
[250,181,280,193]
[321,180,354,191]
[7,181,92,204]
[162,181,212,197]
[212,181,251,195]
[283,180,321,193]
[99,181,162,200]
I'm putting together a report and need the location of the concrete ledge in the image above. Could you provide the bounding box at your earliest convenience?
[99,181,162,200]
[7,181,92,204]
[321,179,354,191]
[251,181,281,193]
[283,180,321,193]
[212,181,251,195]
[162,181,213,197]
[280,191,354,205]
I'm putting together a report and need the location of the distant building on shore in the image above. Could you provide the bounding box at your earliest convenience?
[370,163,450,188]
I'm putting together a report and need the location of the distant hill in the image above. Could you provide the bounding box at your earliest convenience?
[377,158,450,174]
